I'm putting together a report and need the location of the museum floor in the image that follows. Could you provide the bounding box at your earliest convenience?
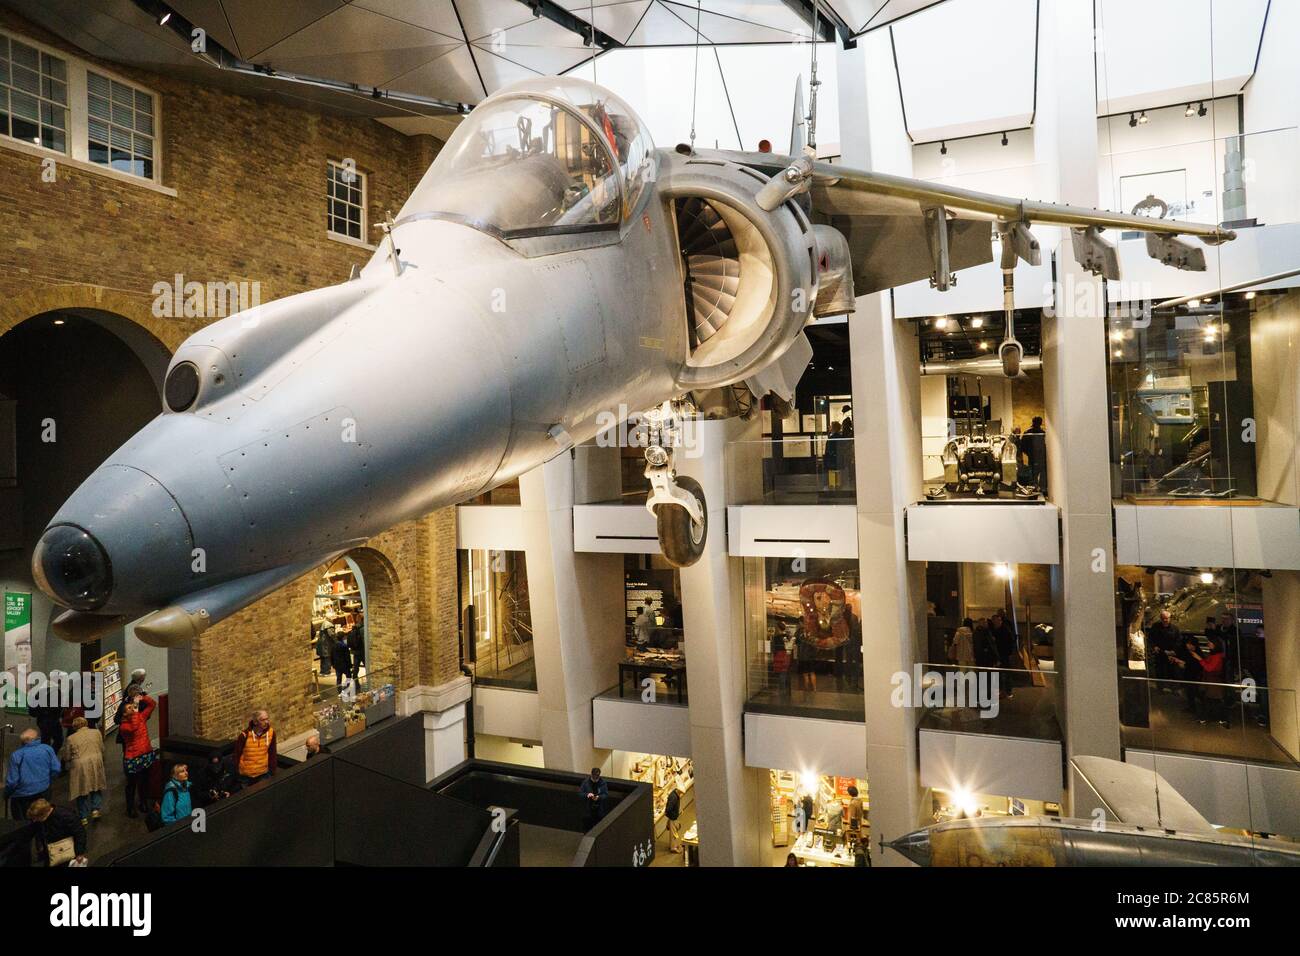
[1122,691,1293,764]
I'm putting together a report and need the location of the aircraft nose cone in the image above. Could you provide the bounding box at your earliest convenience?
[32,524,114,611]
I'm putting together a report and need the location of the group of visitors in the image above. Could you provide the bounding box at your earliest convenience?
[4,683,283,865]
[1146,610,1241,729]
[947,610,1023,697]
[316,618,366,688]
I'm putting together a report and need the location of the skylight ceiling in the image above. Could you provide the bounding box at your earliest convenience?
[1094,0,1269,115]
[889,0,1038,143]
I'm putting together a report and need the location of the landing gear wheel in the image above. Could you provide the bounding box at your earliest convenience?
[655,476,707,567]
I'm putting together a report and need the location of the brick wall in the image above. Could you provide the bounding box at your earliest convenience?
[0,10,460,740]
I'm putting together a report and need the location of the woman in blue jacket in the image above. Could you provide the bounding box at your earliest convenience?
[161,763,194,824]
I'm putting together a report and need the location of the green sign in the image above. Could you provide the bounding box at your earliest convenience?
[3,591,32,708]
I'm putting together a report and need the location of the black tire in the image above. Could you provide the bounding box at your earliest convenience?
[655,476,707,568]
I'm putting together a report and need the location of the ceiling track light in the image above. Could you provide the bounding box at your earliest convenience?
[1185,103,1195,117]
[1000,131,1008,146]
[940,140,947,155]
[1137,110,1149,125]
[1198,101,1207,117]
[1128,112,1137,128]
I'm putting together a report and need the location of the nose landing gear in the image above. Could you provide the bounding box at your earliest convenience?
[642,400,708,567]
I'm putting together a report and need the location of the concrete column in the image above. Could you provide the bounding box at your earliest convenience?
[838,29,928,865]
[519,453,625,773]
[1035,0,1122,814]
[850,300,929,865]
[677,419,768,866]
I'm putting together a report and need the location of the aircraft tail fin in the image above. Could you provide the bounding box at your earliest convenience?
[1072,755,1217,834]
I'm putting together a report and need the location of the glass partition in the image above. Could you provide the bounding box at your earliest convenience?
[728,436,856,504]
[916,664,1060,741]
[1108,288,1299,502]
[458,548,535,690]
[743,556,863,720]
[616,556,686,704]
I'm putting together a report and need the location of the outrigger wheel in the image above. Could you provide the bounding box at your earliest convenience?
[653,475,708,567]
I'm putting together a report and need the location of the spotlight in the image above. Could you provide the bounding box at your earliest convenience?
[1245,290,1256,300]
[993,562,1012,579]
[970,316,984,329]
[53,318,65,326]
[1113,349,1122,357]
[952,787,980,817]
[935,316,950,330]
[1187,298,1201,308]
[1185,103,1195,117]
[1128,112,1137,128]
[979,340,990,350]
[940,141,947,155]
[1200,571,1215,585]
[1197,101,1207,117]
[1000,131,1008,146]
[158,10,171,25]
[1138,111,1149,125]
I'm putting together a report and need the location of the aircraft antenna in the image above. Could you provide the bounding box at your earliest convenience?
[689,0,702,152]
[807,1,821,151]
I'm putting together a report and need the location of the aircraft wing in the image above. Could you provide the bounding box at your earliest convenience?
[705,144,1237,296]
[1071,755,1218,835]
[806,161,1237,296]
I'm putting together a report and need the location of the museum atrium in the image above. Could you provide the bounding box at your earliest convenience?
[0,0,1298,871]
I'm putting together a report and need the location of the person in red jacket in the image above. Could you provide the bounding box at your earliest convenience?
[118,694,157,818]
[1198,635,1230,729]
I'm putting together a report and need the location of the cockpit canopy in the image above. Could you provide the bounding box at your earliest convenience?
[402,77,655,239]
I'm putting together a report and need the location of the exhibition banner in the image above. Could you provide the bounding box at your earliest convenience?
[3,590,32,707]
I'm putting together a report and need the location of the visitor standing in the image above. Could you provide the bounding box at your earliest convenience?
[60,716,107,825]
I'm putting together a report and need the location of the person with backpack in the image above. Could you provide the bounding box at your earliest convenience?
[160,764,194,825]
[665,784,683,853]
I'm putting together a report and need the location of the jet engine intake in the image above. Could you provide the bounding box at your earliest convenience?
[661,158,817,392]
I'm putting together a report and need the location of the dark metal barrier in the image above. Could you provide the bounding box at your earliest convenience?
[97,716,498,867]
[430,759,655,867]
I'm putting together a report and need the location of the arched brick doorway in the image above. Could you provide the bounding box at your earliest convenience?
[0,307,170,678]
[307,546,404,692]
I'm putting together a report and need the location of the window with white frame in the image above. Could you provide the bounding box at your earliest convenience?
[0,29,161,185]
[0,34,69,153]
[87,70,154,179]
[327,160,366,241]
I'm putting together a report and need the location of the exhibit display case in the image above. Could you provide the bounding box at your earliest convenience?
[743,556,863,721]
[1108,290,1298,503]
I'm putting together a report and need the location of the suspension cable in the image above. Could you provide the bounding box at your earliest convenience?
[689,0,702,151]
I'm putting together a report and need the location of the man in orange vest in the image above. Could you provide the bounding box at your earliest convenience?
[233,710,277,786]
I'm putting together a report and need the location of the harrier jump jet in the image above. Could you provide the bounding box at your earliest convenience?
[33,77,1234,646]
